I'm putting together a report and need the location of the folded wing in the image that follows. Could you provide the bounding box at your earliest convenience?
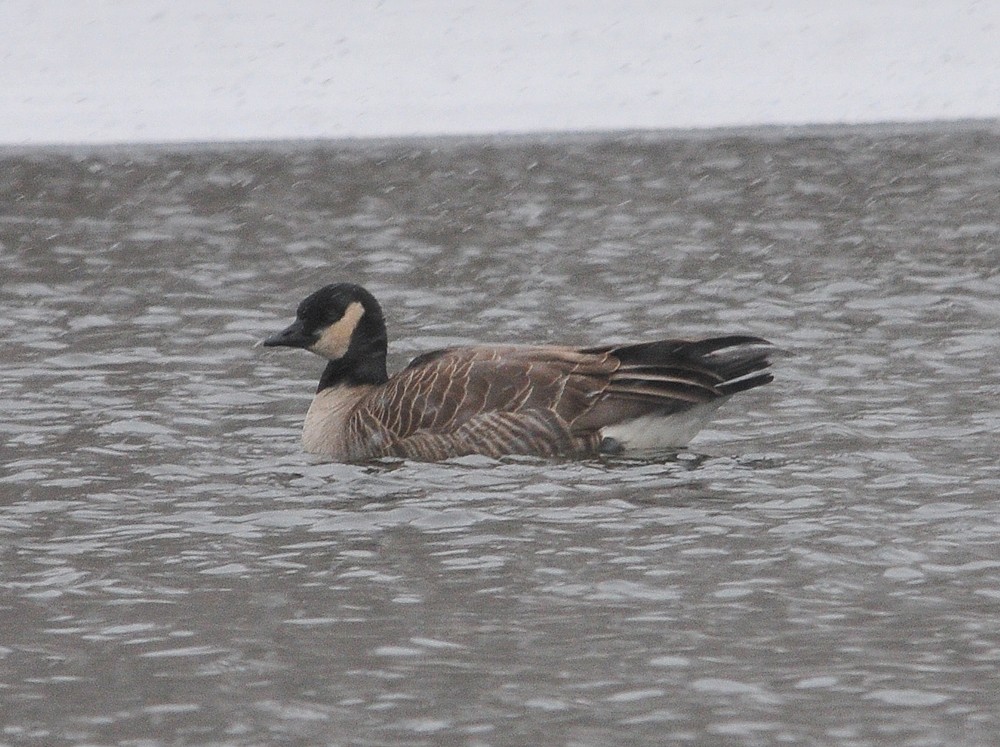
[349,337,772,458]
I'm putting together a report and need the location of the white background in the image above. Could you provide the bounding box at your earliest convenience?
[2,0,998,145]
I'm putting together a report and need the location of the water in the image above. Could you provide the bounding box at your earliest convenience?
[2,124,999,745]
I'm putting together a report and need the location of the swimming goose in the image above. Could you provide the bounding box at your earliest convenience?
[263,283,774,462]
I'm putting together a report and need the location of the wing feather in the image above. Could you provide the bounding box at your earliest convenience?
[341,337,773,459]
[357,346,615,444]
[389,410,597,460]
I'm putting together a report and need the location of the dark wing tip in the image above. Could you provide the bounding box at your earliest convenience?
[717,371,774,396]
[605,335,777,401]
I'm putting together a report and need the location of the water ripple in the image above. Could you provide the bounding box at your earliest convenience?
[2,126,1000,745]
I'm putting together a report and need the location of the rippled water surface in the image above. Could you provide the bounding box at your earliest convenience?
[2,124,1000,745]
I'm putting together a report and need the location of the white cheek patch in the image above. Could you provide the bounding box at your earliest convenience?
[310,301,365,359]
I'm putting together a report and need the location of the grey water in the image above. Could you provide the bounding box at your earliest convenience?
[2,123,999,746]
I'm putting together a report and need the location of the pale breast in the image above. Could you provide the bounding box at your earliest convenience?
[302,384,374,459]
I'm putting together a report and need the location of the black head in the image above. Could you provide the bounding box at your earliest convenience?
[264,283,388,387]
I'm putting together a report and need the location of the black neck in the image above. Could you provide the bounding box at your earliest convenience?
[317,349,388,391]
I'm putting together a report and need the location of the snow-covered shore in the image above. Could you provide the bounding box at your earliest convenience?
[2,0,998,145]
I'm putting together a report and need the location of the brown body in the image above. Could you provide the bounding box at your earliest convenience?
[302,346,609,460]
[264,284,775,463]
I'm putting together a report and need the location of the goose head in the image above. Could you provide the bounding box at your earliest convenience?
[264,283,389,386]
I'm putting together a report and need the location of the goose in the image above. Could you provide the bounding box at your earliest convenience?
[263,283,774,462]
